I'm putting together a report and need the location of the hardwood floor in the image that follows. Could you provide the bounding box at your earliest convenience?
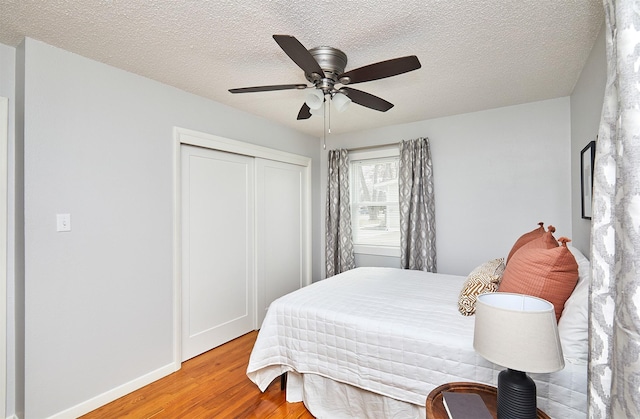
[81,331,314,418]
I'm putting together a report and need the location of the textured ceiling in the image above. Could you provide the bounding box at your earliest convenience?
[0,0,604,137]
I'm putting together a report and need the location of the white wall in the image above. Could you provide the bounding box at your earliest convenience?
[0,42,19,419]
[570,23,606,256]
[323,97,572,277]
[18,38,320,418]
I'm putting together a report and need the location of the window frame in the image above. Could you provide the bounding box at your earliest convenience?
[349,146,401,258]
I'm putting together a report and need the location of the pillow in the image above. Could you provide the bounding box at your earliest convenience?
[567,245,591,290]
[557,246,590,363]
[498,236,578,321]
[518,225,560,252]
[506,222,546,263]
[458,258,506,316]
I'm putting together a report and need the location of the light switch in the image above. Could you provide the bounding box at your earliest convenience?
[56,214,71,232]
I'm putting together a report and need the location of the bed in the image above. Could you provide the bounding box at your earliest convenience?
[247,246,589,418]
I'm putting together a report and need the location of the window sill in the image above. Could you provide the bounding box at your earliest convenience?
[353,245,400,258]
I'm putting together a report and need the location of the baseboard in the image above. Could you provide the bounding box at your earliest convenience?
[47,361,180,419]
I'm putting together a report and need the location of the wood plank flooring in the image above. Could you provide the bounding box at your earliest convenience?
[80,331,314,418]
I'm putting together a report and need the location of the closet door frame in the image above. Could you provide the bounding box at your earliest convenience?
[0,97,7,417]
[172,127,312,366]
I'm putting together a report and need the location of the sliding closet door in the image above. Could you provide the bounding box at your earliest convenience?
[256,159,307,326]
[181,145,255,361]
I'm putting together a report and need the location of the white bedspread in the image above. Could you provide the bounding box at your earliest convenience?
[247,267,587,418]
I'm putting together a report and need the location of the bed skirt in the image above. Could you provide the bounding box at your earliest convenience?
[286,371,426,419]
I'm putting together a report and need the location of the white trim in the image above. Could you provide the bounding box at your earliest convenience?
[47,363,177,419]
[353,245,400,258]
[303,160,312,286]
[349,145,399,161]
[0,97,7,419]
[172,128,183,367]
[175,127,311,167]
[173,127,312,367]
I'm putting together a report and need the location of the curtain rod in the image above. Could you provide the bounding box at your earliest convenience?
[346,142,399,152]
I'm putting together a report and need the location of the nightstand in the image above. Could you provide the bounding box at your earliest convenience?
[426,382,550,419]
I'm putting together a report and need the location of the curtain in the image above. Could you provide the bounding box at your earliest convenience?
[325,149,355,277]
[399,138,436,272]
[589,1,640,417]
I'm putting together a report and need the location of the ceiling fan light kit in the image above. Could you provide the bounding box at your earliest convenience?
[229,34,422,122]
[331,92,351,112]
[305,89,325,110]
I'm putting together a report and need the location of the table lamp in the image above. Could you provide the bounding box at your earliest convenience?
[473,293,564,419]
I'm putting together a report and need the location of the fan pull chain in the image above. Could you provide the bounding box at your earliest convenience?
[323,97,327,149]
[328,97,331,134]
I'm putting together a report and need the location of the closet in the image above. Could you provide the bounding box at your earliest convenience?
[177,129,310,361]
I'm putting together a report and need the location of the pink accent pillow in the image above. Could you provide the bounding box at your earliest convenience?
[506,222,546,263]
[499,235,578,321]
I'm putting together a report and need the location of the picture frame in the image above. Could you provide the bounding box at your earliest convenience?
[581,140,596,219]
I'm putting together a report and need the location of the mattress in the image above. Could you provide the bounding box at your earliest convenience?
[247,267,587,418]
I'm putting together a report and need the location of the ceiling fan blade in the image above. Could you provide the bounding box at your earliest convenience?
[273,35,325,80]
[340,87,393,112]
[338,55,421,85]
[229,83,308,93]
[297,103,312,120]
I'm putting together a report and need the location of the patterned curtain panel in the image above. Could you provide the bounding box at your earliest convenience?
[325,149,355,277]
[399,138,436,272]
[589,1,640,417]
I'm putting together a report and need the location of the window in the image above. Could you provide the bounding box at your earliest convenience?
[349,147,400,256]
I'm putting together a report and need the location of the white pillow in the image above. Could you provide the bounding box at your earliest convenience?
[557,246,590,364]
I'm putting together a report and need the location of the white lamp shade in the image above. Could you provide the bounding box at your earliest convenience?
[332,92,352,112]
[473,293,565,374]
[305,89,325,110]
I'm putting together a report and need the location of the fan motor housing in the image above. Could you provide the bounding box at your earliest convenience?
[307,46,348,83]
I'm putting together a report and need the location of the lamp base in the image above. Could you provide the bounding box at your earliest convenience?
[497,369,537,419]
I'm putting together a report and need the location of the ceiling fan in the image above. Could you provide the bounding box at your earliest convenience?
[229,35,422,120]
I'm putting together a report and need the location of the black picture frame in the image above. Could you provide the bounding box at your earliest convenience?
[581,141,596,219]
